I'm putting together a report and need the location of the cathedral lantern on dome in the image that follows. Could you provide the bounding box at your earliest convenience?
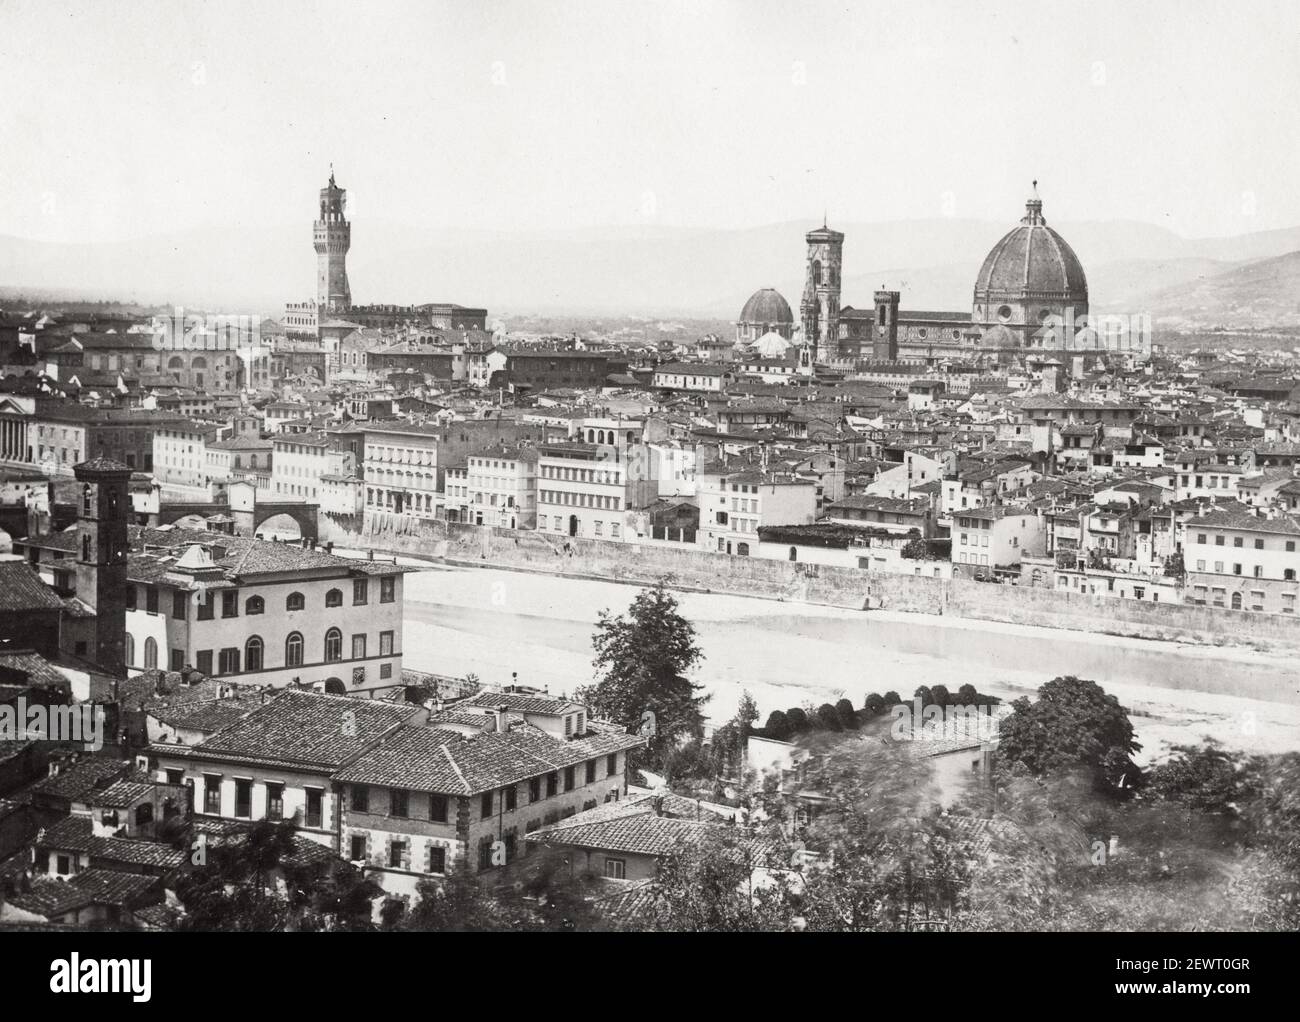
[971,183,1089,358]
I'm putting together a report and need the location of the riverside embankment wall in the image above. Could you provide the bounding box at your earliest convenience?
[319,512,1300,653]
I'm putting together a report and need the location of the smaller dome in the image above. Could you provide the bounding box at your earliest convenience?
[739,288,793,327]
[754,331,792,358]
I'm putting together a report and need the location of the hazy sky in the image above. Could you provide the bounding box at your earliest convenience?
[4,0,1299,244]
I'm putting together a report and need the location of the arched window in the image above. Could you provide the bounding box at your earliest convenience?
[125,633,135,667]
[245,636,263,672]
[286,592,305,611]
[246,595,264,615]
[191,356,207,370]
[324,627,343,662]
[1231,592,1243,610]
[167,356,184,370]
[788,546,798,562]
[325,588,343,608]
[143,637,158,670]
[285,632,304,667]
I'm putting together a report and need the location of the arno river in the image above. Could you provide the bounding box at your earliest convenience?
[398,563,1300,762]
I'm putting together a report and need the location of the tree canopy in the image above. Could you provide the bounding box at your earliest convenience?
[583,579,707,754]
[995,676,1141,792]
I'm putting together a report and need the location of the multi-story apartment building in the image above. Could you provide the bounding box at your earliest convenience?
[271,431,353,502]
[5,404,188,477]
[445,443,539,528]
[363,422,443,516]
[365,420,552,519]
[952,506,1045,572]
[125,533,407,693]
[504,350,626,393]
[263,401,312,434]
[1183,507,1300,613]
[536,441,630,540]
[336,694,643,898]
[651,362,736,393]
[151,690,423,849]
[696,466,817,555]
[153,421,222,500]
[205,436,274,496]
[148,689,641,901]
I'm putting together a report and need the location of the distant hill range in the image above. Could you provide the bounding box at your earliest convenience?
[3,216,1300,329]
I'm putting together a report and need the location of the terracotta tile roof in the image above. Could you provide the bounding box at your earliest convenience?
[462,691,579,716]
[37,816,184,869]
[1193,508,1300,535]
[6,869,159,916]
[334,722,644,795]
[0,562,65,612]
[0,651,72,690]
[176,690,420,771]
[146,697,261,734]
[27,758,130,803]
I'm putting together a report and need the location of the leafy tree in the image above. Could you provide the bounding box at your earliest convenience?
[587,580,707,754]
[733,690,759,734]
[786,707,810,734]
[1147,740,1257,815]
[175,820,381,931]
[794,733,973,931]
[641,829,793,931]
[863,693,885,716]
[883,691,902,706]
[995,676,1141,793]
[1244,752,1300,874]
[835,698,857,730]
[816,703,843,731]
[399,872,533,932]
[764,710,792,741]
[931,685,951,708]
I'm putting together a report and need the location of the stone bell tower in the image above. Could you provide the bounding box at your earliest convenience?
[800,221,844,363]
[315,166,352,313]
[872,289,900,361]
[73,458,132,678]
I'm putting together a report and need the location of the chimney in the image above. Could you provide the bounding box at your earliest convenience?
[652,795,665,817]
[494,704,508,733]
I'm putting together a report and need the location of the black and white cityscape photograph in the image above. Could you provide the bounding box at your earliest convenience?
[0,0,1294,1001]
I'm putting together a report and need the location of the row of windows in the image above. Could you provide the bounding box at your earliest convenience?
[128,578,395,617]
[1180,474,1238,489]
[367,445,436,465]
[348,755,620,827]
[1190,587,1296,612]
[1195,532,1295,552]
[538,490,621,510]
[539,465,620,484]
[128,630,395,672]
[1192,560,1297,580]
[538,517,621,537]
